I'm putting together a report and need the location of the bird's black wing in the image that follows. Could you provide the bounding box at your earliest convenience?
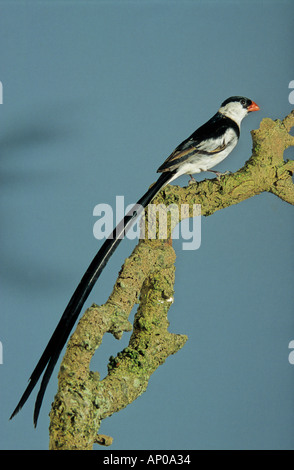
[157,113,240,173]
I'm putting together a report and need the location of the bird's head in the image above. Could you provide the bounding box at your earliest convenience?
[219,96,260,125]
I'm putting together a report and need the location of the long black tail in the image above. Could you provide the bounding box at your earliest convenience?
[10,171,174,426]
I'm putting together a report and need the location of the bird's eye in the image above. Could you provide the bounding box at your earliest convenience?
[241,99,246,106]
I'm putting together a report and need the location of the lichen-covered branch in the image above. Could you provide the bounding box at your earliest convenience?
[49,111,294,450]
[49,239,186,450]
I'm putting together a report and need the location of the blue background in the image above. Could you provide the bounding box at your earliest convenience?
[0,1,294,450]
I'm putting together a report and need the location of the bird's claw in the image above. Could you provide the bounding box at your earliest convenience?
[207,170,231,181]
[188,175,197,185]
[216,170,231,181]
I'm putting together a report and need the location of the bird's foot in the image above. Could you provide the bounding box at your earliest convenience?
[207,170,231,181]
[188,175,197,185]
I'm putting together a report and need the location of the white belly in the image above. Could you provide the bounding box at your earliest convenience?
[172,131,238,179]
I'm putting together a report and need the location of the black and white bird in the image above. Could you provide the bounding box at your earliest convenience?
[10,95,259,426]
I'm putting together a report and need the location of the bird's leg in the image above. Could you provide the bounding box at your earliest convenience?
[206,169,231,180]
[188,174,197,185]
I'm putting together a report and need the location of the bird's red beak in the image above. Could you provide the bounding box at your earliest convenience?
[247,101,260,112]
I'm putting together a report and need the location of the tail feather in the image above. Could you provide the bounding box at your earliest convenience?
[10,171,174,425]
